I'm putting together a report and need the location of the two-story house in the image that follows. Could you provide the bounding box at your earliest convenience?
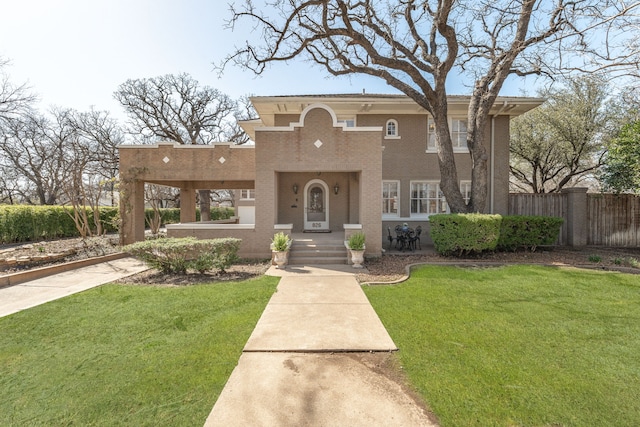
[119,94,543,260]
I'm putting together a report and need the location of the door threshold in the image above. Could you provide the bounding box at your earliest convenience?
[303,229,332,233]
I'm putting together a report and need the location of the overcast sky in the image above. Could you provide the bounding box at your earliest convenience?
[1,0,531,121]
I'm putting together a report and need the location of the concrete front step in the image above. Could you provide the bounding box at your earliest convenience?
[288,256,348,265]
[289,239,348,265]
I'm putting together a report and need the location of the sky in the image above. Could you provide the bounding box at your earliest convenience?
[1,0,531,122]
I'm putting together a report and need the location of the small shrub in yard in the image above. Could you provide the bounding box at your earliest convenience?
[124,237,241,274]
[588,254,602,263]
[429,213,501,256]
[497,215,564,251]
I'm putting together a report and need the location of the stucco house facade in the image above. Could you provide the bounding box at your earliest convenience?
[119,94,543,260]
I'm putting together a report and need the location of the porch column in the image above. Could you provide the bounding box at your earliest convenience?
[562,187,588,247]
[120,179,145,245]
[180,188,197,223]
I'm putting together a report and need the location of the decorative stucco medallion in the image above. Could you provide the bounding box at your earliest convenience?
[162,156,170,163]
[314,139,323,148]
[218,156,226,164]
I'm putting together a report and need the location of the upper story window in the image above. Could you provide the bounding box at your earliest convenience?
[427,117,469,152]
[385,119,400,139]
[240,189,255,200]
[338,117,356,127]
[382,181,400,217]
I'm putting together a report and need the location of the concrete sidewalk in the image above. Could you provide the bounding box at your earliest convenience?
[204,265,437,426]
[0,257,148,317]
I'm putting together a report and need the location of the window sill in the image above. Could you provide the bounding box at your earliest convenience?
[384,135,401,140]
[425,148,469,153]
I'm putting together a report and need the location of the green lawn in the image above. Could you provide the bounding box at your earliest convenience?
[0,277,278,426]
[365,265,640,427]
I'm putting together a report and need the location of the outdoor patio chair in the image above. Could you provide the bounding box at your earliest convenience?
[394,225,407,250]
[387,226,396,249]
[408,225,422,250]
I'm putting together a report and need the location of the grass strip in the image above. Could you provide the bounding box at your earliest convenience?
[0,276,278,426]
[365,265,640,427]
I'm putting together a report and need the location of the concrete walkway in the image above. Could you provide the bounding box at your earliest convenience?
[204,264,437,426]
[0,257,148,317]
[1,259,436,425]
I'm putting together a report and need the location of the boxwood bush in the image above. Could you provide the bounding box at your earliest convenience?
[497,215,564,251]
[430,213,564,256]
[429,213,502,256]
[124,237,241,274]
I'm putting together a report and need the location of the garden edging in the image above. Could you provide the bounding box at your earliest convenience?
[0,252,128,289]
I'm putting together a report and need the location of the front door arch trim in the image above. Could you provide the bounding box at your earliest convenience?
[303,179,329,230]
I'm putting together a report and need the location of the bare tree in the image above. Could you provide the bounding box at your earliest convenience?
[55,108,122,236]
[0,57,36,123]
[114,73,239,220]
[225,94,258,144]
[0,111,66,204]
[70,108,123,205]
[221,0,640,212]
[510,75,614,193]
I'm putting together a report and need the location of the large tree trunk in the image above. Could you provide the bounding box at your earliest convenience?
[433,110,467,213]
[467,105,490,213]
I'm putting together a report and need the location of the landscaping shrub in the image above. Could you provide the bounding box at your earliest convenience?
[0,205,121,243]
[124,237,241,274]
[497,215,564,251]
[0,205,233,244]
[429,213,502,256]
[142,207,234,228]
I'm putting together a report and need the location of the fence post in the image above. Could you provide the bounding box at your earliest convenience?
[561,187,588,247]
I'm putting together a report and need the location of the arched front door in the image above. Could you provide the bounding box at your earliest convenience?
[304,179,329,230]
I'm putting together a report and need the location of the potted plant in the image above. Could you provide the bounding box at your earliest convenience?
[346,232,366,268]
[271,232,291,269]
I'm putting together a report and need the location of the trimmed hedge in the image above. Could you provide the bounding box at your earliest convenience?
[0,205,235,244]
[429,213,564,256]
[0,205,119,243]
[429,213,502,256]
[124,237,241,274]
[497,215,564,251]
[143,207,234,226]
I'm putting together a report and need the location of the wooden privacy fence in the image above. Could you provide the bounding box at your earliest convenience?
[587,194,640,246]
[509,190,640,247]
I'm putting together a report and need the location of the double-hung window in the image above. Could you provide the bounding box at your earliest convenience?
[427,117,468,152]
[410,181,448,217]
[382,181,400,218]
[407,180,473,218]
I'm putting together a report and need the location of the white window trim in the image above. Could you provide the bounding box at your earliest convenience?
[426,117,470,153]
[382,180,401,219]
[410,180,450,219]
[384,119,401,140]
[460,180,472,204]
[240,189,255,200]
[337,116,356,127]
